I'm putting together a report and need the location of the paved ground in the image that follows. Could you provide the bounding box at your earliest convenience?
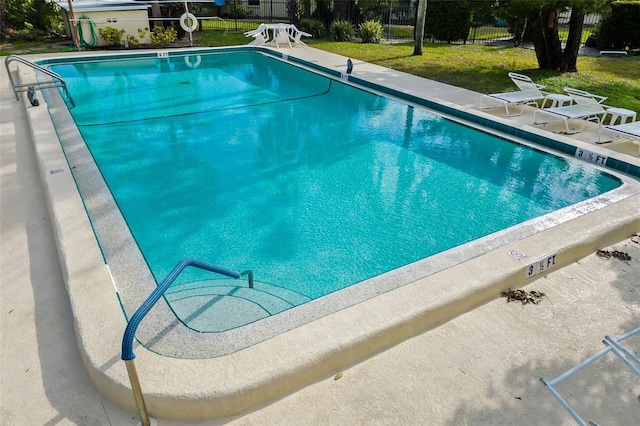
[1,49,639,426]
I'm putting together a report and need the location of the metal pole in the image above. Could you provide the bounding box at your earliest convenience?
[67,0,82,51]
[184,1,193,47]
[388,3,392,40]
[125,360,152,426]
[233,0,238,31]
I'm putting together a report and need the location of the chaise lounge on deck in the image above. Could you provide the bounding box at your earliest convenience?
[534,87,608,134]
[598,121,640,155]
[481,72,548,117]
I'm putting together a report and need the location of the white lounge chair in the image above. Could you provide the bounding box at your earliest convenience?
[598,121,640,155]
[288,25,312,46]
[481,72,547,116]
[534,88,608,134]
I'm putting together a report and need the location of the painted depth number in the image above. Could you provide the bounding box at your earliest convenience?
[525,253,557,279]
[575,148,607,166]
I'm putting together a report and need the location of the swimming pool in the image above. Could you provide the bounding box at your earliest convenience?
[27,46,640,418]
[40,49,634,357]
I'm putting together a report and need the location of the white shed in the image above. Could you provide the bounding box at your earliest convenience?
[56,1,152,47]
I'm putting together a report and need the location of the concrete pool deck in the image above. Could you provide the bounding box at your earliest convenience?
[1,46,639,425]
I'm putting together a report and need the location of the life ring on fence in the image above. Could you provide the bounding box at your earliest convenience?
[184,55,202,68]
[180,12,198,33]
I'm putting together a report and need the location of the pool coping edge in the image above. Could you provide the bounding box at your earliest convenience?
[17,50,640,420]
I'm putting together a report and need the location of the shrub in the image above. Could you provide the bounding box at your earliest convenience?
[138,26,177,45]
[300,18,325,38]
[137,27,148,40]
[126,34,139,47]
[4,0,63,35]
[425,0,473,43]
[311,0,332,29]
[598,1,640,50]
[286,0,301,26]
[358,20,383,43]
[99,26,125,45]
[329,20,355,42]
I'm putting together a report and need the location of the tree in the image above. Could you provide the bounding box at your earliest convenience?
[151,2,162,28]
[495,0,608,72]
[413,0,427,55]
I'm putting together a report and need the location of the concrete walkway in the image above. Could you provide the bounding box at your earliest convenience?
[1,50,639,426]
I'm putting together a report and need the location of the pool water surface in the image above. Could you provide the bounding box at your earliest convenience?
[47,50,621,340]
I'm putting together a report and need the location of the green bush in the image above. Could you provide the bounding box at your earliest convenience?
[98,26,125,45]
[286,0,301,26]
[598,1,640,50]
[300,18,325,38]
[358,20,383,43]
[329,20,355,42]
[3,0,63,39]
[138,26,177,45]
[126,34,139,47]
[425,0,472,43]
[4,0,35,31]
[311,0,332,29]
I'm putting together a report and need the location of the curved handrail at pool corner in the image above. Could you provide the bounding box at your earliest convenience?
[121,257,251,359]
[121,257,250,425]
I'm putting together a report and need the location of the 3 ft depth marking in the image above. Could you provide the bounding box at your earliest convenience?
[525,253,557,279]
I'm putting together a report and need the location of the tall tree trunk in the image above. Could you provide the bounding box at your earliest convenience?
[413,0,427,55]
[529,16,549,68]
[530,8,563,70]
[559,7,585,72]
[151,1,162,28]
[543,8,563,69]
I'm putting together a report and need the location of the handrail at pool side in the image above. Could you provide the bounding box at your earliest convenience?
[121,257,251,425]
[240,269,254,288]
[4,54,75,107]
[121,257,251,358]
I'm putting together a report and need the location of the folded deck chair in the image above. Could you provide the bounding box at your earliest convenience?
[534,88,607,134]
[248,33,267,45]
[598,121,640,154]
[244,23,266,37]
[288,24,312,46]
[246,24,269,45]
[274,25,292,48]
[481,72,547,117]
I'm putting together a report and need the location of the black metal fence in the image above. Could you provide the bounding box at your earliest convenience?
[197,0,601,46]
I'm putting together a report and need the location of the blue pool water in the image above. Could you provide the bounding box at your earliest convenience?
[50,51,621,330]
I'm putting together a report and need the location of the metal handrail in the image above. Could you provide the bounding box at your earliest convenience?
[121,258,253,426]
[4,54,75,107]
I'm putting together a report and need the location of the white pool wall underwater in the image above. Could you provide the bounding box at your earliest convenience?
[17,46,640,420]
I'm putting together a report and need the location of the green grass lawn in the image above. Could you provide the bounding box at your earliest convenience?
[3,31,639,113]
[307,41,640,113]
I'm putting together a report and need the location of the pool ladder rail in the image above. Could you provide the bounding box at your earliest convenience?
[4,54,75,108]
[121,257,253,426]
